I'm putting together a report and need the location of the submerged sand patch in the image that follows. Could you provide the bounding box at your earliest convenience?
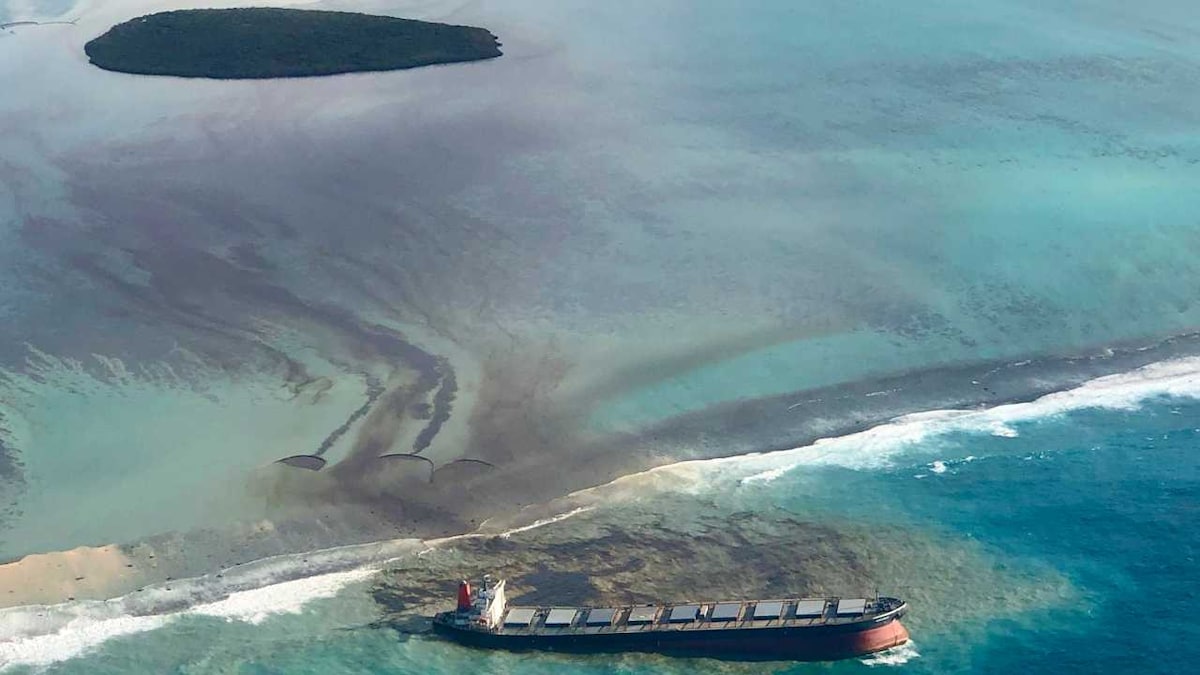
[372,502,1077,640]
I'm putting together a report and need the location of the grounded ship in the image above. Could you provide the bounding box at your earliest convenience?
[432,575,909,661]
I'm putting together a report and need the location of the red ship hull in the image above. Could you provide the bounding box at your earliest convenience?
[434,615,909,662]
[433,578,910,662]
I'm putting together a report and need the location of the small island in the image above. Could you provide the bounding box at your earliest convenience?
[83,8,502,79]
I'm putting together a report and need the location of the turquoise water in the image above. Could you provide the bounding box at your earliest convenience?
[3,0,1200,672]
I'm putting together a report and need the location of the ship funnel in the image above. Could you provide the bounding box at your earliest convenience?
[456,580,472,611]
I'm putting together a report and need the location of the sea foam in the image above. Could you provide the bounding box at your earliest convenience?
[189,568,377,625]
[727,355,1200,484]
[0,570,370,670]
[0,502,605,670]
[0,536,425,671]
[570,356,1200,494]
[0,602,171,669]
[861,640,920,667]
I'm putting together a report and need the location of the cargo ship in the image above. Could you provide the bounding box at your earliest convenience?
[432,575,909,661]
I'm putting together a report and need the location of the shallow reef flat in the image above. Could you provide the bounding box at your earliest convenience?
[84,8,502,79]
[372,499,1073,644]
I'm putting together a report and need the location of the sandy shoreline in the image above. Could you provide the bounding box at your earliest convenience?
[0,544,146,606]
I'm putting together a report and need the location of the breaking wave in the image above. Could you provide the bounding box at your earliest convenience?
[0,572,368,670]
[0,538,423,671]
[861,640,920,667]
[189,568,378,626]
[0,502,605,669]
[724,355,1200,485]
[0,568,378,669]
[569,356,1200,495]
[0,604,171,670]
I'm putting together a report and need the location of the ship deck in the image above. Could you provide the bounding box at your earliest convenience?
[440,596,906,637]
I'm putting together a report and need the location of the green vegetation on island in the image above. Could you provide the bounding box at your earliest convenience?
[83,8,502,79]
